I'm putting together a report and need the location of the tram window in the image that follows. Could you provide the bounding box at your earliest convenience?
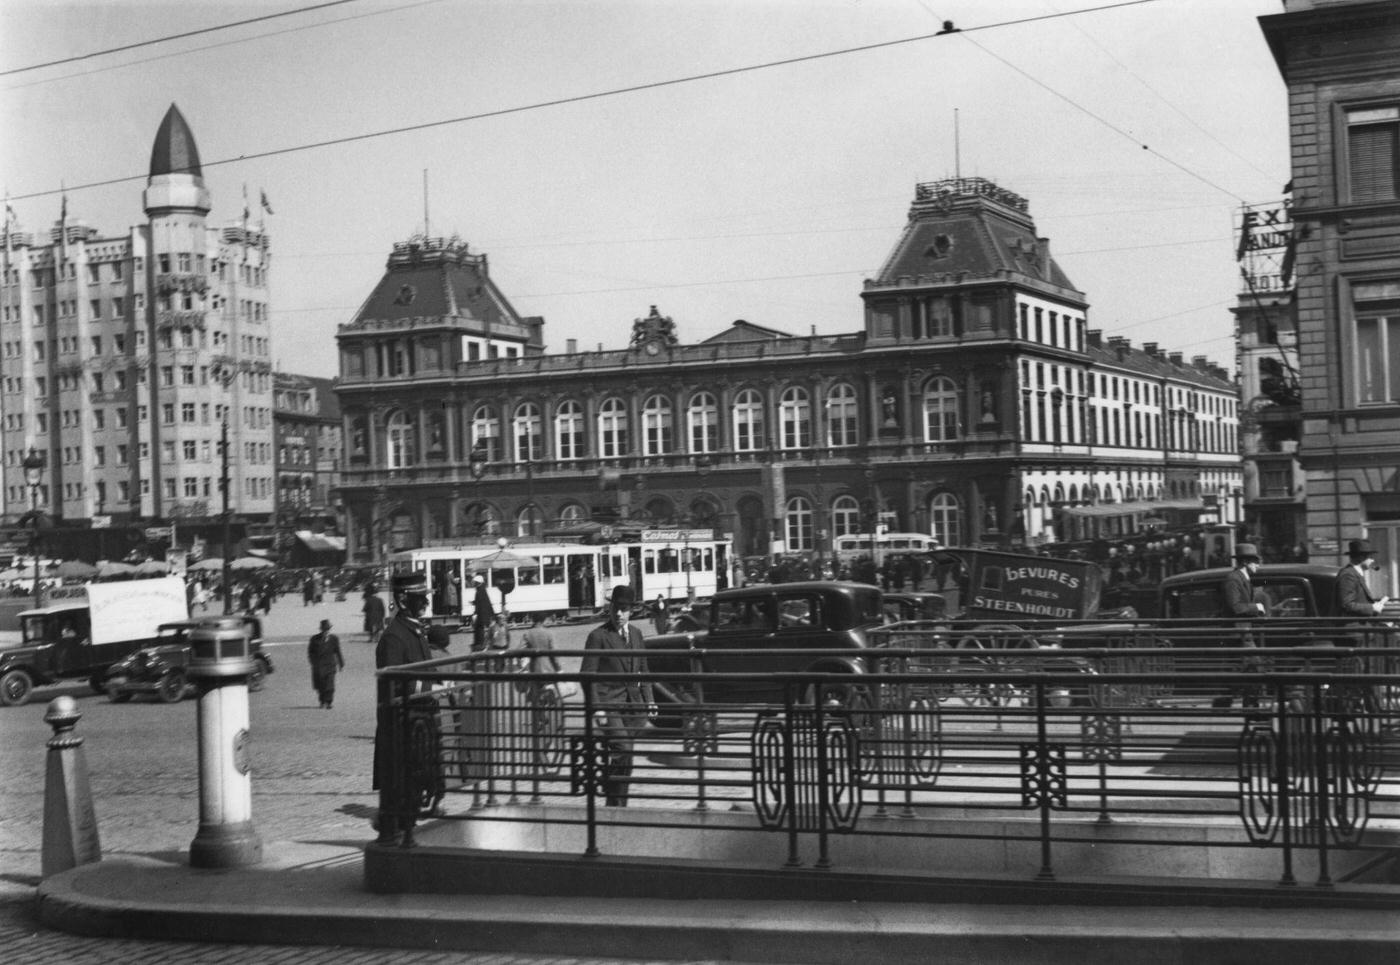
[659,549,679,573]
[542,555,566,584]
[643,550,657,574]
[518,565,539,586]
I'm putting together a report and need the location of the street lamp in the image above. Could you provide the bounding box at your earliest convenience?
[22,448,44,607]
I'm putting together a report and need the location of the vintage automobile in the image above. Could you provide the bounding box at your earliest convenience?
[104,616,274,704]
[643,581,886,722]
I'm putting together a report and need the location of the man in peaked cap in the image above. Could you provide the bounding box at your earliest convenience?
[1335,539,1390,617]
[580,584,655,807]
[373,571,434,843]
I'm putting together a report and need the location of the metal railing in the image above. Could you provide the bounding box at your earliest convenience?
[375,623,1400,894]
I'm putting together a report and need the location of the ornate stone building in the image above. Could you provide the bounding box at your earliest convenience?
[0,104,275,530]
[272,372,343,562]
[1261,0,1400,592]
[335,177,1240,567]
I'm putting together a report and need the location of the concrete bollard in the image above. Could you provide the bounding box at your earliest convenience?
[41,695,102,878]
[187,617,263,868]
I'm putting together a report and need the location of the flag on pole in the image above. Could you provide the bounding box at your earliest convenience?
[259,190,273,216]
[242,184,250,226]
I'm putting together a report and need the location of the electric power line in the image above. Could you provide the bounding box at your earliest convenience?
[1,0,367,77]
[9,0,1161,203]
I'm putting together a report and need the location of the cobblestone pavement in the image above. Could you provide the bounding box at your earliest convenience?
[0,594,728,964]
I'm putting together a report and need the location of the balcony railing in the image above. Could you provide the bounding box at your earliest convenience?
[373,623,1400,904]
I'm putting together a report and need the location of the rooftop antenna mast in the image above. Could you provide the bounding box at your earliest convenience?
[954,108,961,180]
[423,169,430,237]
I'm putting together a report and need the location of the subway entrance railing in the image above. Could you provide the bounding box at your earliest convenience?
[373,621,1400,898]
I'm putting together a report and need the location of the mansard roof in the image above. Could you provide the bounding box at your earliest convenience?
[348,236,522,330]
[149,103,203,178]
[869,178,1081,301]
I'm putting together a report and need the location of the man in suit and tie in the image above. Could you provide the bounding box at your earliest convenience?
[1214,543,1264,710]
[1335,539,1390,617]
[581,584,655,807]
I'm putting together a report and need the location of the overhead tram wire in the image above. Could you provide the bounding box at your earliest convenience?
[10,0,1163,203]
[3,0,447,92]
[0,0,367,77]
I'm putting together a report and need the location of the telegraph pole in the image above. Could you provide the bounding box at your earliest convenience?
[220,419,232,614]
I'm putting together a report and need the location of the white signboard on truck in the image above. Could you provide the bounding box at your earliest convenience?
[85,576,189,646]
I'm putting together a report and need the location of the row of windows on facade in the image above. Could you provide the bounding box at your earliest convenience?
[1019,395,1238,453]
[341,337,523,379]
[6,472,273,507]
[1028,360,1236,417]
[3,402,272,435]
[5,437,274,472]
[4,365,270,399]
[6,295,268,329]
[1,254,268,289]
[354,380,1236,467]
[1,328,268,365]
[277,444,336,466]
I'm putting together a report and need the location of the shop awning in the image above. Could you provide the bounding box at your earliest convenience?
[296,531,346,553]
[1059,499,1203,519]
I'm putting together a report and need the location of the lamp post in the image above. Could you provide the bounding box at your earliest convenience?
[466,452,487,537]
[23,448,44,607]
[219,418,232,614]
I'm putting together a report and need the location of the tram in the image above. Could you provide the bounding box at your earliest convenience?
[387,528,731,621]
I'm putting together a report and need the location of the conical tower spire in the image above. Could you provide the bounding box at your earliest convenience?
[144,103,210,217]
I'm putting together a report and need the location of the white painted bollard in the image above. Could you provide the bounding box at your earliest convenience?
[41,695,101,877]
[187,617,263,868]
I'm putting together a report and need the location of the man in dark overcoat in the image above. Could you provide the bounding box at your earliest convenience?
[470,574,495,651]
[1335,539,1390,617]
[308,618,344,709]
[373,571,434,843]
[362,584,386,642]
[1215,542,1264,710]
[581,584,655,807]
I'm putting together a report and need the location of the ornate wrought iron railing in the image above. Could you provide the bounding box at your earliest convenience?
[375,629,1400,892]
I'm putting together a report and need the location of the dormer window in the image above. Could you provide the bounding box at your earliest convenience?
[924,233,954,259]
[394,284,416,305]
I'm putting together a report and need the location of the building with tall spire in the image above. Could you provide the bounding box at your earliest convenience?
[335,177,1241,579]
[1,104,275,542]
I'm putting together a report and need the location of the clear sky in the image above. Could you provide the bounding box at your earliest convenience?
[2,0,1290,379]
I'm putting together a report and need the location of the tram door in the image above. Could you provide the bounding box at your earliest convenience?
[628,546,643,599]
[566,552,596,609]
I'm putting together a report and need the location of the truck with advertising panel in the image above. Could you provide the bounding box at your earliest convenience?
[0,576,190,706]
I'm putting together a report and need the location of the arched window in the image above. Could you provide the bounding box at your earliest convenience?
[386,409,415,469]
[779,386,811,451]
[826,383,858,447]
[1068,484,1079,503]
[554,400,584,461]
[923,377,960,442]
[598,397,628,459]
[459,502,499,538]
[733,388,765,453]
[471,405,500,461]
[513,403,541,462]
[831,495,861,538]
[557,502,587,526]
[785,496,814,551]
[928,492,961,546]
[642,395,673,456]
[688,392,718,453]
[1052,483,1066,504]
[516,504,544,539]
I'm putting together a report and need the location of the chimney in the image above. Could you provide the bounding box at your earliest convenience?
[566,338,577,355]
[1086,329,1103,348]
[1143,342,1159,357]
[1168,352,1184,366]
[1192,355,1209,370]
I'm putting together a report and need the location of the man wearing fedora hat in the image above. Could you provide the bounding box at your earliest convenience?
[1335,539,1390,617]
[580,584,656,806]
[1214,543,1265,711]
[1222,543,1265,619]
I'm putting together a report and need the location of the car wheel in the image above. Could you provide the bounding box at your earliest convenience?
[0,668,33,707]
[107,679,133,703]
[157,670,187,704]
[248,660,267,693]
[88,673,107,694]
[650,680,701,731]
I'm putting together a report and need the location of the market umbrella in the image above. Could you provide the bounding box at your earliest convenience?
[49,559,98,579]
[230,556,276,571]
[134,559,170,576]
[0,567,27,582]
[466,548,541,573]
[188,557,226,572]
[95,560,138,579]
